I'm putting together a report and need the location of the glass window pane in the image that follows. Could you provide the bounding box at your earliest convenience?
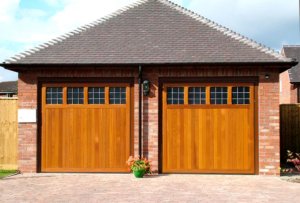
[210,87,227,104]
[232,86,250,105]
[46,87,63,104]
[238,87,244,92]
[67,87,84,104]
[167,87,184,105]
[88,87,105,104]
[188,87,206,105]
[109,87,126,104]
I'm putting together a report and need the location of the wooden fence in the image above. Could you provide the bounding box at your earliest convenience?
[280,104,300,162]
[0,98,18,170]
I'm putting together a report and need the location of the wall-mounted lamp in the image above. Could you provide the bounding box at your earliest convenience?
[265,74,270,79]
[143,80,150,96]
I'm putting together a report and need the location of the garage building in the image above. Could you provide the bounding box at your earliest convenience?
[1,0,296,175]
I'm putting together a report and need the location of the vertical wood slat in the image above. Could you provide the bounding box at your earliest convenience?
[206,86,210,104]
[228,86,232,104]
[184,86,188,104]
[41,83,131,172]
[162,83,254,174]
[105,87,109,104]
[0,98,18,170]
[280,104,300,163]
[84,87,88,104]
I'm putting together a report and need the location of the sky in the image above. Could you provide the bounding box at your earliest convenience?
[0,0,299,82]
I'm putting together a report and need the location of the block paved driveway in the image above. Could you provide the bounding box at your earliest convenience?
[1,173,299,202]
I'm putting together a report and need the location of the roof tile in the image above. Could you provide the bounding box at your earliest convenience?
[283,45,300,83]
[3,0,293,64]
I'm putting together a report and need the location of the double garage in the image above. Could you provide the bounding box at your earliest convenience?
[40,80,255,174]
[2,0,292,175]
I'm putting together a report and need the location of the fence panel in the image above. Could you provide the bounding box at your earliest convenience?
[0,98,18,170]
[280,104,300,163]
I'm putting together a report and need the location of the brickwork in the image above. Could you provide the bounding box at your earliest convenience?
[280,70,298,104]
[18,66,281,175]
[258,74,280,175]
[290,84,298,103]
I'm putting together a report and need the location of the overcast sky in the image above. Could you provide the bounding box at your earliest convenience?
[0,0,299,82]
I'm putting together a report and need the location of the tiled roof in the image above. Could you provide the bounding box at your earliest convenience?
[3,0,293,64]
[0,81,17,93]
[283,45,300,83]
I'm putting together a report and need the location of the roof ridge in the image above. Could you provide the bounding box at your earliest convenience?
[4,0,150,64]
[0,81,17,83]
[283,45,300,48]
[158,0,292,62]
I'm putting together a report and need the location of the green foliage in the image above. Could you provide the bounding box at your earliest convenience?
[287,150,300,172]
[0,170,17,179]
[126,156,152,174]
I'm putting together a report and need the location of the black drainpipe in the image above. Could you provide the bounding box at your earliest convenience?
[138,65,143,158]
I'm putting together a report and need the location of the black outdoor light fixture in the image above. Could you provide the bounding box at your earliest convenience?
[265,74,270,79]
[143,80,150,96]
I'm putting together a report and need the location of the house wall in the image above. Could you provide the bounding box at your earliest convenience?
[290,85,299,103]
[18,65,281,175]
[280,70,298,104]
[0,93,17,98]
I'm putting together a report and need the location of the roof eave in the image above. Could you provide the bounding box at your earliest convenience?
[0,91,17,94]
[1,61,297,72]
[290,80,300,84]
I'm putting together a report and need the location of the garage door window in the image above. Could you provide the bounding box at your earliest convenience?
[232,86,250,104]
[167,87,184,104]
[109,87,126,104]
[67,87,84,104]
[46,87,63,104]
[88,87,105,104]
[210,87,228,104]
[188,87,206,104]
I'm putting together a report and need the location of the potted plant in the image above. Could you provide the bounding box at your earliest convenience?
[126,156,151,178]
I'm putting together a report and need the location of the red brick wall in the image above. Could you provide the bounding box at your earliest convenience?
[280,70,298,104]
[258,74,280,175]
[290,84,298,103]
[18,66,281,175]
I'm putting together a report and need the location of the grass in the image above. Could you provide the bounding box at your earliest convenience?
[0,170,18,179]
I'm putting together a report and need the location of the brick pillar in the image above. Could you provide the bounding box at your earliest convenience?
[143,70,159,172]
[258,72,280,175]
[18,74,38,172]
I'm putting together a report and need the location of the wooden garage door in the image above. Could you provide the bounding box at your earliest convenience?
[162,83,255,174]
[41,83,131,172]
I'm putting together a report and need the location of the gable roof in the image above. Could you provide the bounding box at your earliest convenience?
[0,81,17,93]
[283,45,300,83]
[2,0,294,65]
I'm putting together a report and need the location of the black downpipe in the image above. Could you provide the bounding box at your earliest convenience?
[138,65,143,158]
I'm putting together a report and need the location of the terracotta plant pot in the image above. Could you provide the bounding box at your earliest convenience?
[133,169,146,178]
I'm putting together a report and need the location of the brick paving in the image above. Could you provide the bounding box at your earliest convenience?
[0,174,299,202]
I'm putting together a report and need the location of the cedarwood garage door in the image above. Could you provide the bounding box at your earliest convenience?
[162,83,255,174]
[41,83,131,172]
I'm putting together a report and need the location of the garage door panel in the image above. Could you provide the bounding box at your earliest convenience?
[163,84,255,174]
[41,84,131,172]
